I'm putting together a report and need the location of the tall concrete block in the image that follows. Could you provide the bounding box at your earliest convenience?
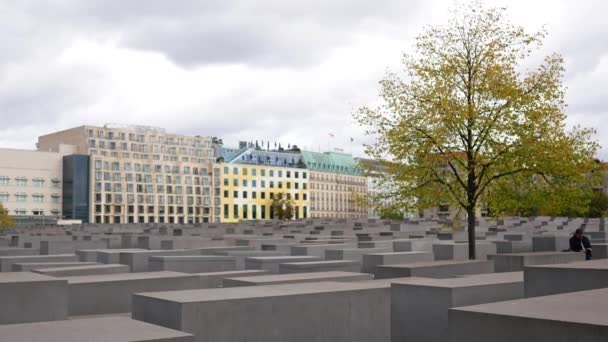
[0,273,68,324]
[392,273,524,342]
[64,271,203,315]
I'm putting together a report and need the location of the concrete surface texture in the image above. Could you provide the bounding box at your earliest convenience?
[392,272,524,342]
[0,316,194,342]
[222,271,373,287]
[448,287,608,342]
[132,281,391,342]
[524,259,608,297]
[0,272,68,324]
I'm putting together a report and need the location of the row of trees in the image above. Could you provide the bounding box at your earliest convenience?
[356,1,601,259]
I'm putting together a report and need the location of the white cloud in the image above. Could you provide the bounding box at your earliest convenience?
[0,0,606,159]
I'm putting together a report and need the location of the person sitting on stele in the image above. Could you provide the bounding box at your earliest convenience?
[569,228,592,260]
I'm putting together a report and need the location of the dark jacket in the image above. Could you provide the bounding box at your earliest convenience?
[569,236,591,252]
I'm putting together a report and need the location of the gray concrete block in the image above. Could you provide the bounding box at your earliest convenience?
[524,259,608,297]
[133,281,391,342]
[0,316,194,342]
[11,262,99,272]
[0,272,68,324]
[325,247,392,262]
[64,271,203,316]
[375,260,495,279]
[223,271,373,287]
[149,256,236,273]
[245,256,322,273]
[532,235,570,252]
[215,251,286,270]
[279,260,361,274]
[362,252,434,273]
[291,243,355,258]
[433,243,468,261]
[392,272,524,342]
[448,287,608,342]
[0,254,78,272]
[492,240,533,254]
[195,270,271,288]
[0,248,39,257]
[119,250,202,272]
[33,264,130,277]
[488,252,586,273]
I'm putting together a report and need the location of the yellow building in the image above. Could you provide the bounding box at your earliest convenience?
[218,163,309,223]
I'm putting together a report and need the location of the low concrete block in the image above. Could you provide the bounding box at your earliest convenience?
[279,260,361,274]
[325,247,392,262]
[488,252,586,273]
[392,272,524,342]
[119,250,203,272]
[524,259,608,297]
[11,262,99,272]
[133,281,391,342]
[245,256,322,273]
[0,254,78,272]
[64,271,203,315]
[0,248,39,257]
[149,256,237,273]
[375,260,494,279]
[0,316,194,342]
[223,271,373,287]
[33,264,130,277]
[0,272,68,324]
[532,235,570,252]
[195,270,271,288]
[362,252,434,273]
[291,244,355,258]
[448,288,608,342]
[215,251,286,270]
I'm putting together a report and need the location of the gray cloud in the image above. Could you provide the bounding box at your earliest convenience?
[0,0,606,160]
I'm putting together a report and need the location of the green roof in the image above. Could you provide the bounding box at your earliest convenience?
[300,151,363,176]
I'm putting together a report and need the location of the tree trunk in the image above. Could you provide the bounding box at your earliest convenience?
[467,207,476,260]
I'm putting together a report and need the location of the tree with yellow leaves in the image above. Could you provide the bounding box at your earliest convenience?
[0,203,15,232]
[356,2,599,259]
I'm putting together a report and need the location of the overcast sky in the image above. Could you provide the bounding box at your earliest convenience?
[1,0,606,159]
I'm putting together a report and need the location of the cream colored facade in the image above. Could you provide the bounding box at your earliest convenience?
[308,171,367,219]
[38,125,219,224]
[0,148,70,218]
[218,163,309,223]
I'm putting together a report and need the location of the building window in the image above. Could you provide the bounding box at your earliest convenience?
[14,209,26,216]
[252,169,257,176]
[51,179,60,188]
[32,194,44,203]
[32,209,44,216]
[243,191,248,199]
[261,169,266,177]
[33,179,44,188]
[15,178,27,187]
[243,180,248,187]
[0,176,9,185]
[224,166,229,175]
[0,193,8,202]
[224,190,229,198]
[51,194,60,203]
[15,194,27,202]
[233,204,238,219]
[233,179,238,186]
[233,167,238,175]
[224,204,229,219]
